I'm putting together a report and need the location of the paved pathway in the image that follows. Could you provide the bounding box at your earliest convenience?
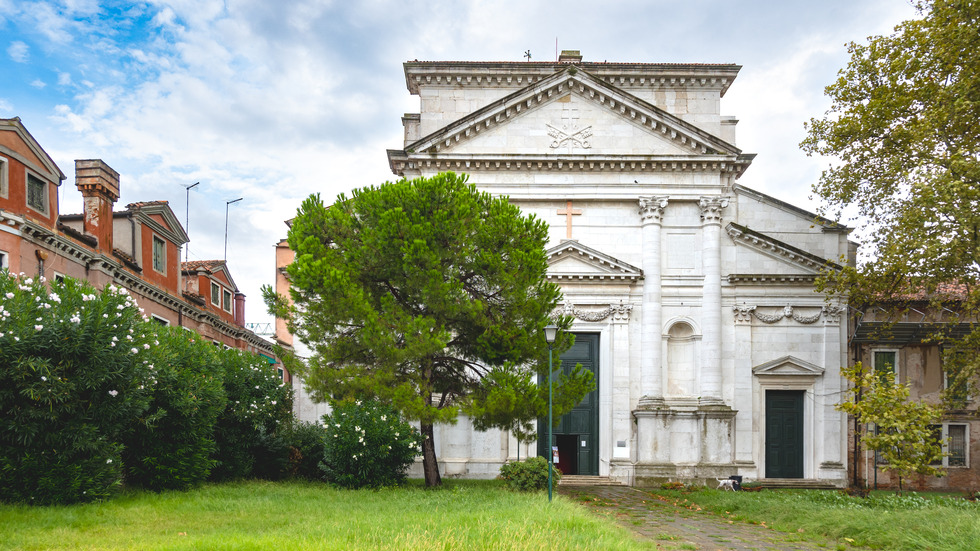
[559,485,838,551]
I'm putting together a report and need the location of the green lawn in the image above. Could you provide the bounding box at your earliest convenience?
[646,487,980,551]
[0,480,651,550]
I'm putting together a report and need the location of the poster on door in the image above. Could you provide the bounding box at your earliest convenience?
[552,446,559,464]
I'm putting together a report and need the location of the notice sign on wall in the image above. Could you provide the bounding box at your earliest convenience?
[552,446,559,463]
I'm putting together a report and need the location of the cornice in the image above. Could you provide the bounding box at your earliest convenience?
[389,153,750,176]
[727,274,817,285]
[725,222,841,273]
[404,61,741,96]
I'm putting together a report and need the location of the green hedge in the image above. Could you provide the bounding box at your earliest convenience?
[0,271,295,504]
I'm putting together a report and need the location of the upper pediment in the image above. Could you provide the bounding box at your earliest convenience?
[546,240,642,283]
[395,68,742,164]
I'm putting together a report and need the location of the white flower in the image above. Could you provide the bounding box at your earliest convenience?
[130,348,138,354]
[50,293,60,303]
[106,458,113,464]
[381,415,387,421]
[70,315,80,323]
[271,401,277,405]
[14,336,19,341]
[102,314,108,318]
[34,324,43,331]
[108,390,118,397]
[24,278,32,284]
[143,343,150,350]
[112,336,118,342]
[255,385,259,389]
[116,304,124,310]
[41,376,46,381]
[110,342,116,347]
[4,292,13,299]
[126,335,132,341]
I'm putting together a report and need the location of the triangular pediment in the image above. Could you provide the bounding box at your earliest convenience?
[726,222,841,276]
[0,117,66,184]
[752,355,825,377]
[400,68,741,159]
[546,240,642,283]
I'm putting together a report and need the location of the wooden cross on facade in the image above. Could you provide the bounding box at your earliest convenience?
[557,200,582,239]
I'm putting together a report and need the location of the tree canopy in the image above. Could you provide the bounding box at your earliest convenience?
[802,0,980,400]
[265,172,592,486]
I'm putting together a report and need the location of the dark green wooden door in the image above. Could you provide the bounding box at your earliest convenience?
[765,390,804,478]
[538,333,599,475]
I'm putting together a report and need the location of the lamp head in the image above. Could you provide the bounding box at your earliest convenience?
[544,324,558,344]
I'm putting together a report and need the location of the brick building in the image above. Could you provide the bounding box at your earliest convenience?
[848,294,978,491]
[0,116,283,371]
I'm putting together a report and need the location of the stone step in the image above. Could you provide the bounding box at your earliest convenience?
[754,478,840,490]
[559,475,624,486]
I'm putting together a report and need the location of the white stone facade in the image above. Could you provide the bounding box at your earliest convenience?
[387,53,851,486]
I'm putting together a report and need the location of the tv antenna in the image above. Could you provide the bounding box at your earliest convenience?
[183,181,200,265]
[524,50,531,62]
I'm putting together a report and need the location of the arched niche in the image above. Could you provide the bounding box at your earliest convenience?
[664,319,701,398]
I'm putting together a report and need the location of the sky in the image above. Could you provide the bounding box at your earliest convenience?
[0,0,919,328]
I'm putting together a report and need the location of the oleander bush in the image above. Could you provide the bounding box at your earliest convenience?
[209,347,293,481]
[0,270,296,504]
[498,456,561,492]
[320,400,421,488]
[0,274,156,504]
[122,327,227,491]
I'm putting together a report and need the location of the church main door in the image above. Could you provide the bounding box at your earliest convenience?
[538,333,599,476]
[765,390,804,478]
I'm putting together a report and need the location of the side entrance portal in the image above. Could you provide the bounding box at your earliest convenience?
[765,390,804,478]
[538,333,599,476]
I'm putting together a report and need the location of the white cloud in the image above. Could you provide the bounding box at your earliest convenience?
[7,40,28,62]
[30,78,45,88]
[20,0,925,324]
[0,98,12,115]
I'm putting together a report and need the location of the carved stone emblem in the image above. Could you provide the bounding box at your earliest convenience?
[547,123,593,149]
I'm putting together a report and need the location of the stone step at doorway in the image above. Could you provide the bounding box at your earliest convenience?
[559,475,624,486]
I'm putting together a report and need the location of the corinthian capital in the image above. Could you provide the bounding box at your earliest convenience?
[638,196,668,224]
[699,196,730,225]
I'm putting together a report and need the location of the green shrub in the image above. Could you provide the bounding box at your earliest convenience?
[209,348,293,481]
[320,400,421,488]
[498,456,561,491]
[122,327,227,491]
[280,421,327,480]
[0,274,155,504]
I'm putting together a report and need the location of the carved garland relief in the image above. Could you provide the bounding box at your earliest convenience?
[732,304,846,324]
[551,302,632,322]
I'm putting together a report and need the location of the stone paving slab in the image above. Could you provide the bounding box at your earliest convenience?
[559,485,838,551]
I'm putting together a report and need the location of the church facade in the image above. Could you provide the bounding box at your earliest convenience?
[384,51,852,486]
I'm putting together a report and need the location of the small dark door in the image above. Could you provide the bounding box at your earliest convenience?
[538,333,599,475]
[765,390,804,478]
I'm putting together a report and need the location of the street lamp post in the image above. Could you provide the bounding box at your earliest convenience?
[544,324,558,502]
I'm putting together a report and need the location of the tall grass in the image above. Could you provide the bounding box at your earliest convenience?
[650,488,980,551]
[0,480,650,550]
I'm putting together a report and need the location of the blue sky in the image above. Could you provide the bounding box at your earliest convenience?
[0,0,918,325]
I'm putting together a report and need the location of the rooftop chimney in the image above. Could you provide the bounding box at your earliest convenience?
[75,159,120,253]
[558,50,583,64]
[234,292,246,326]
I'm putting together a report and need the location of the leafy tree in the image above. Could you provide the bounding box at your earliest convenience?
[802,0,980,405]
[838,362,945,492]
[265,172,592,486]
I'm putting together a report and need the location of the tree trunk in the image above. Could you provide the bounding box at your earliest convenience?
[420,422,442,487]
